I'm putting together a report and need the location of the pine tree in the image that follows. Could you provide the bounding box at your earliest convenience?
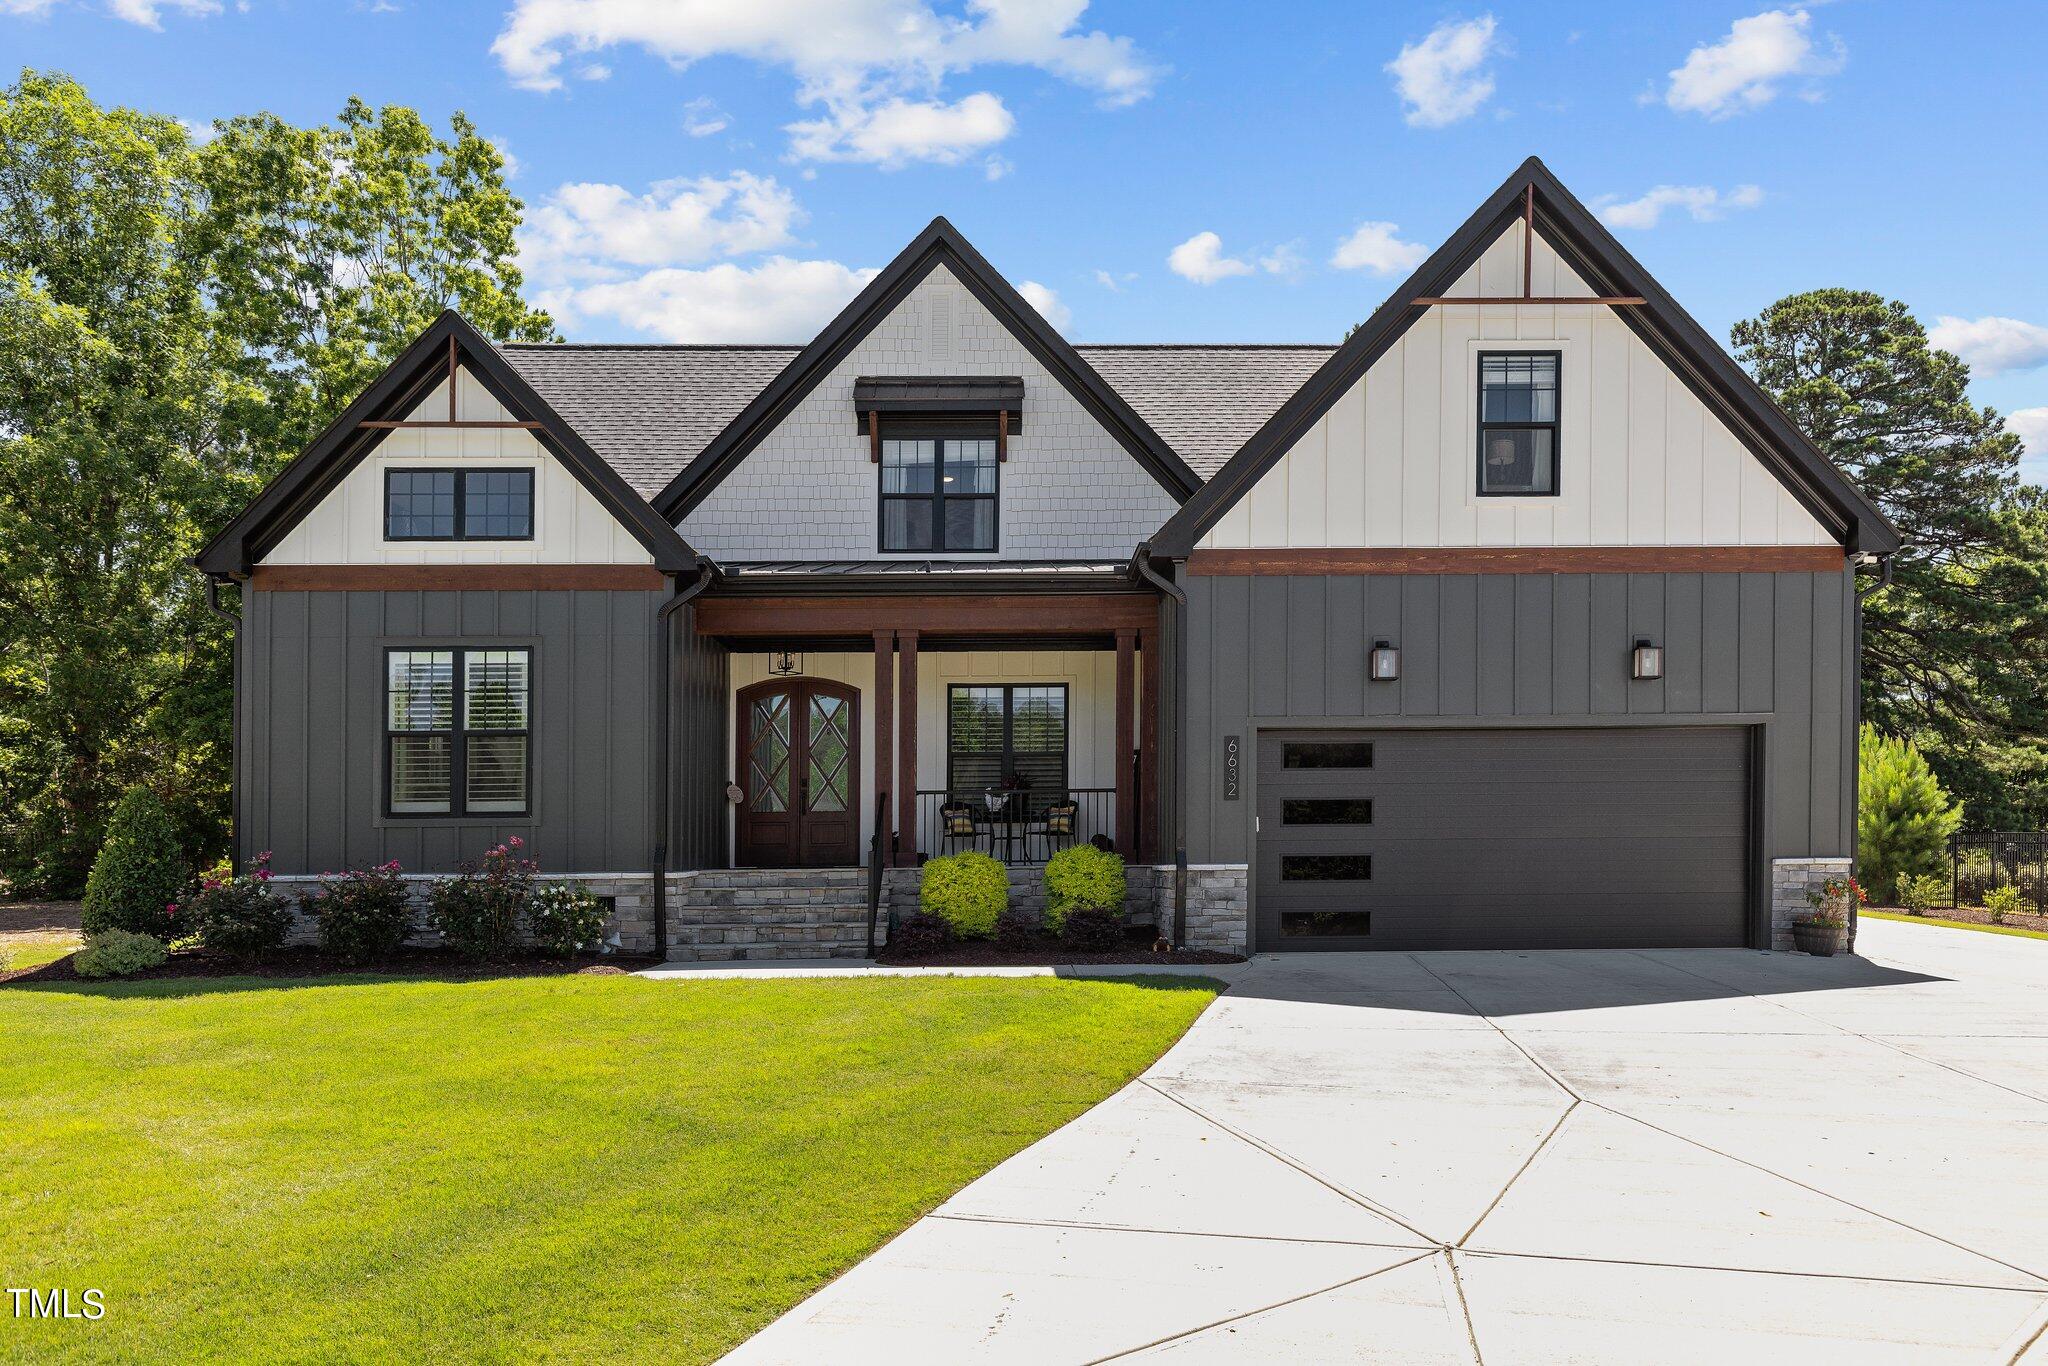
[1858,725,1963,903]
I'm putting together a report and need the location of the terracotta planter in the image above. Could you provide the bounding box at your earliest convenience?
[1791,921,1844,957]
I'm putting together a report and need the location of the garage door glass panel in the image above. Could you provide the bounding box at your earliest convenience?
[1280,854,1373,881]
[1281,911,1371,937]
[1282,742,1373,770]
[1282,799,1373,825]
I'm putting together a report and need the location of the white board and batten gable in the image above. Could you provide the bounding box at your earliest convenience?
[1199,222,1833,552]
[261,366,654,567]
[677,264,1183,562]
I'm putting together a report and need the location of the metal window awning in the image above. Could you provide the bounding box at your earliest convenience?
[854,376,1024,461]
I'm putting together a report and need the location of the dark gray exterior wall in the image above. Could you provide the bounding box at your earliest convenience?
[668,604,731,872]
[242,589,667,875]
[1184,568,1856,871]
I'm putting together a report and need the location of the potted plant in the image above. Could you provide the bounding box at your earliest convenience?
[1794,875,1864,956]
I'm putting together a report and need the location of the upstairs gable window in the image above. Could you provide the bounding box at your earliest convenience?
[385,468,535,541]
[880,437,997,552]
[1477,353,1560,497]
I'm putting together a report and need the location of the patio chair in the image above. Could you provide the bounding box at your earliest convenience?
[1030,800,1079,862]
[938,802,986,856]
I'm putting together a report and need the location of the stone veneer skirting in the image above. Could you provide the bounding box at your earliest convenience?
[1770,857,1854,953]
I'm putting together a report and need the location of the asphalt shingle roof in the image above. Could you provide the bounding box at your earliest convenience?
[498,340,1336,499]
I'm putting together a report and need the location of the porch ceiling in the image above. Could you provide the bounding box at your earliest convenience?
[695,589,1158,640]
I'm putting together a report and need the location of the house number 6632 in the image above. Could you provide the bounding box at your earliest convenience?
[1222,735,1241,801]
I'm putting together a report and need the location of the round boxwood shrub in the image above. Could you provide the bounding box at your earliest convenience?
[188,854,292,961]
[82,787,190,939]
[305,862,415,964]
[1043,844,1126,932]
[527,883,607,958]
[919,851,1007,939]
[75,929,169,978]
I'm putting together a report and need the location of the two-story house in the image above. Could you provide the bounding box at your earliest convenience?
[195,157,1898,959]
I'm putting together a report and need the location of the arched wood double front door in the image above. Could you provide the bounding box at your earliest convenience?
[736,679,861,868]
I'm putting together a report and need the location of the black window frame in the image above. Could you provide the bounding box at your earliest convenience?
[1475,350,1562,499]
[945,683,1068,811]
[878,433,1000,553]
[382,646,533,819]
[383,467,537,542]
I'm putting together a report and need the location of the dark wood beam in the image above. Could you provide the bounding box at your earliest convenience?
[357,420,547,429]
[1411,296,1646,307]
[1139,625,1159,865]
[1114,627,1136,861]
[872,630,895,867]
[897,629,919,866]
[1184,546,1848,576]
[695,592,1159,637]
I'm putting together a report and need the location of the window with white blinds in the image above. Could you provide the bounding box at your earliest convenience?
[385,647,531,816]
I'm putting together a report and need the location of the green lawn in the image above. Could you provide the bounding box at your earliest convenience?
[1864,909,2048,942]
[0,971,1216,1363]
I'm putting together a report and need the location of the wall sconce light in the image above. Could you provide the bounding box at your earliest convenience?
[1632,638,1664,681]
[768,650,804,677]
[1370,640,1401,682]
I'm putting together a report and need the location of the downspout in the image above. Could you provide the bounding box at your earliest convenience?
[1849,551,1895,953]
[1134,546,1188,948]
[652,558,718,960]
[204,575,243,870]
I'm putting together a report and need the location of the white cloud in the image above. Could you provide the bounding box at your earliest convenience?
[785,92,1013,168]
[519,171,801,286]
[1928,316,2048,377]
[487,136,521,179]
[982,155,1012,181]
[1663,9,1844,118]
[2010,408,2048,485]
[541,256,878,343]
[577,62,612,81]
[1017,280,1069,329]
[1167,232,1252,286]
[1329,220,1427,275]
[2,0,217,22]
[1093,269,1122,291]
[1386,15,1501,128]
[1595,183,1763,230]
[683,97,728,137]
[179,115,217,145]
[491,0,1161,166]
[1258,242,1305,278]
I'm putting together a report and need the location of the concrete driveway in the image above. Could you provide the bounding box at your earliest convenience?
[729,919,2048,1363]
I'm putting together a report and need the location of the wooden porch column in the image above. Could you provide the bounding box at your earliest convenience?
[897,629,919,865]
[872,630,894,866]
[1140,626,1160,864]
[1115,627,1137,858]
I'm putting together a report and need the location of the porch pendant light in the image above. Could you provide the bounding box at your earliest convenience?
[1370,640,1401,682]
[769,650,804,677]
[1631,639,1663,681]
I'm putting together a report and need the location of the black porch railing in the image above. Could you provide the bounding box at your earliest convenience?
[1948,832,2048,913]
[913,788,1116,864]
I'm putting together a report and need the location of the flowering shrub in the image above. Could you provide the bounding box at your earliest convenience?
[75,929,169,978]
[188,852,292,961]
[527,882,607,957]
[304,862,414,964]
[429,838,535,959]
[1802,875,1866,927]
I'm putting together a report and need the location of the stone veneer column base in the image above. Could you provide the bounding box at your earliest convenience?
[1770,857,1853,952]
[1144,864,1249,955]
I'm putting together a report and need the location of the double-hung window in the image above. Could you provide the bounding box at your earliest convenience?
[1477,353,1560,496]
[385,648,531,816]
[385,468,535,540]
[880,437,997,552]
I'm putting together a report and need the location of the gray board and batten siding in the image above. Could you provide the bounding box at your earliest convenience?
[240,589,731,877]
[1184,569,1856,946]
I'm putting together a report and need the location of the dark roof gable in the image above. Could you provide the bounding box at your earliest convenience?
[1146,157,1901,557]
[193,311,700,577]
[650,216,1203,521]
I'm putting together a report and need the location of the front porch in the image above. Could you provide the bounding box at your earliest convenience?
[695,569,1164,873]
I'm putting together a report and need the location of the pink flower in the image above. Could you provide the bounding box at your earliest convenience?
[254,870,272,882]
[507,836,524,849]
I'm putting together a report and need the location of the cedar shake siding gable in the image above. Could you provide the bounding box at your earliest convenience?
[1147,157,1900,559]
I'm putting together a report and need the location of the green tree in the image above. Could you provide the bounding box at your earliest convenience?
[0,71,555,894]
[1733,289,2048,825]
[1857,725,1963,902]
[81,785,190,936]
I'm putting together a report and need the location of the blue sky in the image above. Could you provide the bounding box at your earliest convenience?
[8,0,2048,480]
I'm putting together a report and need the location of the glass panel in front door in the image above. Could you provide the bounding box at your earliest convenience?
[806,693,850,813]
[748,692,792,813]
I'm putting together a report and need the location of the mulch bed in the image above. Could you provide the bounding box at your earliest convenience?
[1,945,661,988]
[877,930,1242,968]
[1870,904,2048,934]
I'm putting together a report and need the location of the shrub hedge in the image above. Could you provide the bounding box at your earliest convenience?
[81,787,189,938]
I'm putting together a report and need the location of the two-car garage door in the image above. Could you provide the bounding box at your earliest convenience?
[1254,727,1750,952]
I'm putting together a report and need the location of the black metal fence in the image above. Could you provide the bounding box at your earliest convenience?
[913,788,1117,864]
[1948,833,2048,913]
